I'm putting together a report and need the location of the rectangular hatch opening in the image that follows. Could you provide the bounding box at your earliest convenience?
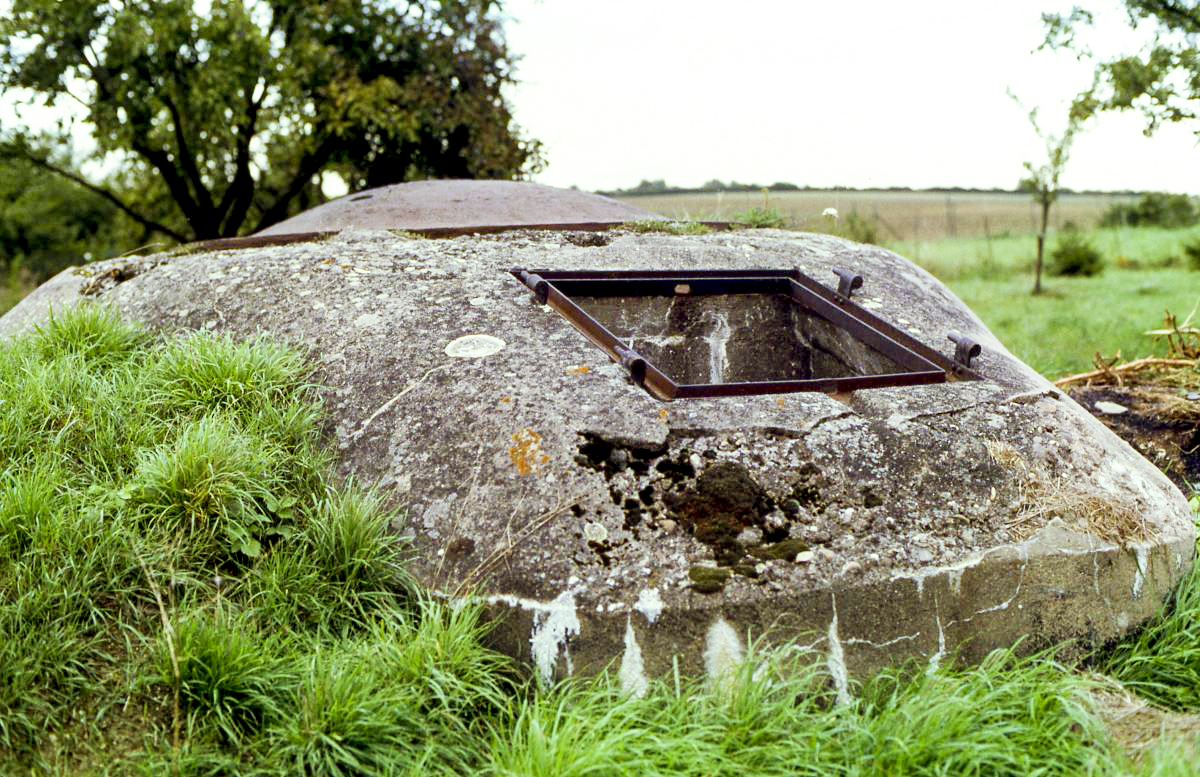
[511,268,978,401]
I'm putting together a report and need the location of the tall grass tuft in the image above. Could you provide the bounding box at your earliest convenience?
[486,644,1116,776]
[271,641,443,776]
[129,414,280,564]
[31,304,150,368]
[146,331,313,424]
[164,606,291,744]
[0,306,434,771]
[246,487,414,635]
[0,463,61,559]
[1098,560,1200,712]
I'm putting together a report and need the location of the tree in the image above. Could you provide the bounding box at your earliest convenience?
[1015,98,1082,295]
[0,0,543,244]
[1042,2,1200,137]
[0,153,133,280]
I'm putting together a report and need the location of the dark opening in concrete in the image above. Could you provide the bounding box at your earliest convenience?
[575,292,907,385]
[513,269,974,400]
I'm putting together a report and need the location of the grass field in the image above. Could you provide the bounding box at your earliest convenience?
[616,190,1141,242]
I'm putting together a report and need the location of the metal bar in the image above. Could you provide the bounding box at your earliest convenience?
[833,269,863,299]
[786,269,978,379]
[517,268,798,281]
[948,331,982,368]
[784,280,944,374]
[673,370,947,398]
[550,277,793,297]
[514,270,679,400]
[511,267,976,402]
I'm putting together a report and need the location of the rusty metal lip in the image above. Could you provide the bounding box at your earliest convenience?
[256,179,674,237]
[184,222,738,254]
[512,267,978,401]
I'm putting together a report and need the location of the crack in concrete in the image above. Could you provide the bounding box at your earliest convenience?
[893,388,1062,426]
[976,548,1028,614]
[801,411,858,436]
[349,362,455,443]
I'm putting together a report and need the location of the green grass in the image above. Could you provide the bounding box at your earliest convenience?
[0,305,473,773]
[486,647,1118,776]
[890,224,1200,283]
[875,225,1200,377]
[1097,495,1200,713]
[621,219,713,235]
[949,270,1200,376]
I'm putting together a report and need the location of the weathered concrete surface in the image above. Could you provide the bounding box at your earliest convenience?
[257,180,666,236]
[3,227,1193,690]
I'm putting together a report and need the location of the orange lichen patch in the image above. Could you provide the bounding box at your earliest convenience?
[777,398,787,408]
[499,396,512,404]
[566,365,591,376]
[510,428,550,476]
[658,408,669,423]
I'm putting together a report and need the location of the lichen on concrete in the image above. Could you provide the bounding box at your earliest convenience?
[2,224,1193,687]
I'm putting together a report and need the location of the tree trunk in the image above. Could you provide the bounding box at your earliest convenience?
[1033,197,1051,295]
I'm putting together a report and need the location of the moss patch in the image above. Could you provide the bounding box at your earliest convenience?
[688,566,732,594]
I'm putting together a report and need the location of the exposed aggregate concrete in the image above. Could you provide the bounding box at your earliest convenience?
[2,226,1193,688]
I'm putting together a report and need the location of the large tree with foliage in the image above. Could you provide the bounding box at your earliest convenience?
[0,0,542,243]
[1043,2,1200,136]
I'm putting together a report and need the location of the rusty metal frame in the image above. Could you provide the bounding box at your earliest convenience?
[512,267,978,401]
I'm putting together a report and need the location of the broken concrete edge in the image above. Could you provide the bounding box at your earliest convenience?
[464,517,1194,690]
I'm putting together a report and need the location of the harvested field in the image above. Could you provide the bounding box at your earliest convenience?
[615,190,1140,242]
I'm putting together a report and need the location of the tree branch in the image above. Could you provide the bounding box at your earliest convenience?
[161,91,215,219]
[22,154,188,243]
[216,83,264,236]
[252,134,339,232]
[1130,1,1200,34]
[86,59,208,236]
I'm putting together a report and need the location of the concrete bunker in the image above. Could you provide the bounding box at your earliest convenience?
[1,180,1194,693]
[513,267,978,400]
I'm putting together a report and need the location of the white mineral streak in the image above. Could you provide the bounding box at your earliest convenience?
[530,590,581,685]
[927,611,946,675]
[483,589,581,686]
[948,569,964,596]
[634,588,664,624]
[1133,545,1151,599]
[826,597,851,706]
[704,617,743,692]
[702,311,731,383]
[637,335,687,348]
[977,554,1026,614]
[618,617,649,698]
[443,334,506,358]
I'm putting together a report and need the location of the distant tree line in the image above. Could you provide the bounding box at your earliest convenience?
[601,180,1165,198]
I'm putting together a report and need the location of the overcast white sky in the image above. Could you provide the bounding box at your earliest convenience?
[1,0,1196,195]
[502,0,1200,194]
